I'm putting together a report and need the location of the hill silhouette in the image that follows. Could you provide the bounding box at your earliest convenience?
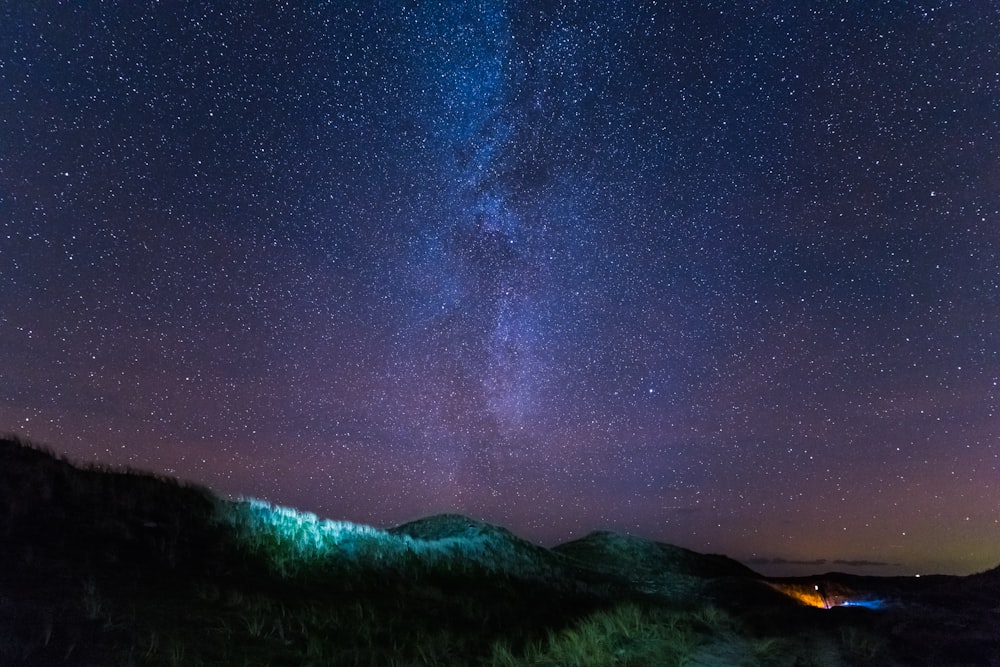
[1,435,998,666]
[556,530,757,579]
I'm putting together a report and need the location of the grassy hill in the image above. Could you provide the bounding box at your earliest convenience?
[1,435,997,666]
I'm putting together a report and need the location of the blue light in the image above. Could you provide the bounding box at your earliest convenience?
[837,599,885,610]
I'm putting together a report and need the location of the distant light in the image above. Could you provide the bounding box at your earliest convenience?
[765,582,828,608]
[837,599,886,610]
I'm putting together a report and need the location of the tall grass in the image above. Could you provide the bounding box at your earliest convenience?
[489,603,739,667]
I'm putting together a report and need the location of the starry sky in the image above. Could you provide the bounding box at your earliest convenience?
[2,1,998,576]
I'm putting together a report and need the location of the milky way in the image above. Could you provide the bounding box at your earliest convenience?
[2,2,998,575]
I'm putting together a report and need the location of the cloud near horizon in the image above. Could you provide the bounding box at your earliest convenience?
[745,557,828,566]
[833,559,898,568]
[746,556,898,568]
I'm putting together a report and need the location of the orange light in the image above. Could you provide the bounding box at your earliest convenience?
[765,582,829,608]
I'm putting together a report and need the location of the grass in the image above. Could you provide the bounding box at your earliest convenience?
[487,602,859,667]
[1,434,997,666]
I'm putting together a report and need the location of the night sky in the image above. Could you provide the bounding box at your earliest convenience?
[2,1,998,576]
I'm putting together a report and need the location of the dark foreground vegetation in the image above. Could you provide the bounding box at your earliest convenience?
[1,435,997,666]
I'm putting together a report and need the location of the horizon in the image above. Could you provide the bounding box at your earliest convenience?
[2,2,998,580]
[6,432,992,579]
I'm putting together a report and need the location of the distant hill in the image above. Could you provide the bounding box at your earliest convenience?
[555,530,759,580]
[388,512,557,567]
[390,512,517,541]
[553,530,768,605]
[972,563,1000,581]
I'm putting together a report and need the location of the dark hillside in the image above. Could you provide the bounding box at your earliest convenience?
[0,437,225,574]
[0,437,238,665]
